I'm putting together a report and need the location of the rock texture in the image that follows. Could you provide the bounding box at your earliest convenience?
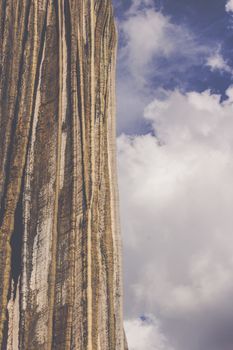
[0,1,127,349]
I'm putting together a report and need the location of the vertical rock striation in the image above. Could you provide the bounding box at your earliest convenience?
[0,1,127,349]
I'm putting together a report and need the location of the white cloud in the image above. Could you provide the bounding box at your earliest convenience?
[118,87,233,349]
[125,316,174,350]
[128,0,154,12]
[119,1,211,83]
[207,52,232,74]
[116,1,214,133]
[119,5,210,84]
[226,0,233,12]
[116,71,153,133]
[119,7,175,84]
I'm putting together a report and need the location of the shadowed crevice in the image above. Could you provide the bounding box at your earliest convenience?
[1,314,9,350]
[0,0,31,227]
[8,1,49,302]
[10,187,24,300]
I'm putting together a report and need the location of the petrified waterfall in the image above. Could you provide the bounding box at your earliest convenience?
[0,0,127,349]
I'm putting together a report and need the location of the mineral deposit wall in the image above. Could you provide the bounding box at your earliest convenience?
[0,1,127,349]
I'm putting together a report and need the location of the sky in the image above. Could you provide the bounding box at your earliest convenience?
[112,1,233,349]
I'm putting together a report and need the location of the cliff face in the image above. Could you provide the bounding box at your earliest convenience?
[0,1,126,349]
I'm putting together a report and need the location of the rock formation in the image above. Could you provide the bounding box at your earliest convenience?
[0,0,127,349]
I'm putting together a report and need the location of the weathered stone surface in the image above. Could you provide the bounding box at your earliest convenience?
[0,1,126,349]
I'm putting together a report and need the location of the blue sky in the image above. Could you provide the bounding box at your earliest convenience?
[114,0,233,134]
[113,1,233,350]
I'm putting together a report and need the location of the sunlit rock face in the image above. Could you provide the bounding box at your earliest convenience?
[0,1,127,349]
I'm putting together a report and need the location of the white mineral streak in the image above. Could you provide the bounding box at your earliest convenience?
[31,209,53,345]
[34,317,48,346]
[6,280,19,350]
[22,0,44,313]
[30,202,53,310]
[22,3,53,345]
[28,65,54,343]
[31,193,54,345]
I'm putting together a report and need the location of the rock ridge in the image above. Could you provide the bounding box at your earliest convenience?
[0,0,127,349]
